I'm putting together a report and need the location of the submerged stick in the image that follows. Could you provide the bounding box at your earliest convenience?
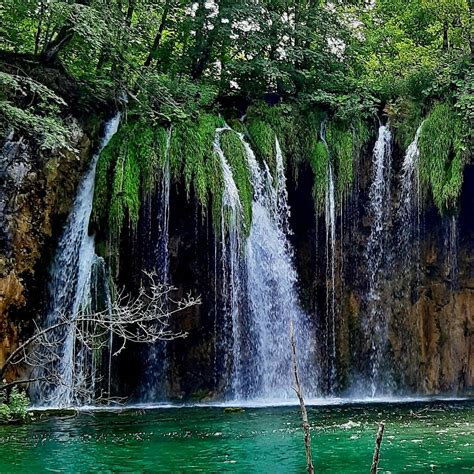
[370,422,385,474]
[290,320,314,474]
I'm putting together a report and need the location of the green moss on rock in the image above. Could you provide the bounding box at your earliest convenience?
[419,103,465,213]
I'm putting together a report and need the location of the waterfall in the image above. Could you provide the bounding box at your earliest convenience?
[398,124,423,256]
[275,137,291,236]
[156,130,172,282]
[365,124,392,397]
[445,215,459,289]
[320,121,337,392]
[141,129,172,401]
[33,114,121,407]
[395,123,424,317]
[232,132,317,400]
[213,126,246,396]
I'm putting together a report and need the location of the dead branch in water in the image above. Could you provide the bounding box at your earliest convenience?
[290,320,314,474]
[370,422,385,474]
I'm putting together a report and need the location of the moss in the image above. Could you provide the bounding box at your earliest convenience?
[247,103,296,157]
[352,117,371,153]
[227,118,246,134]
[128,121,164,196]
[208,149,225,234]
[309,141,329,214]
[169,114,224,207]
[92,128,123,226]
[245,102,329,187]
[168,122,186,180]
[109,135,141,236]
[291,109,325,178]
[220,130,253,233]
[93,120,169,246]
[419,103,465,213]
[326,121,353,200]
[246,119,276,170]
[387,99,424,150]
[93,113,240,246]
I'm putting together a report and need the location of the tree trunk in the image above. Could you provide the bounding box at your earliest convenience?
[189,0,227,79]
[143,0,171,67]
[442,20,449,50]
[34,1,46,56]
[41,0,92,64]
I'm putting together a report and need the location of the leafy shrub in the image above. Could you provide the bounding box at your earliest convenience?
[0,72,73,151]
[0,387,29,423]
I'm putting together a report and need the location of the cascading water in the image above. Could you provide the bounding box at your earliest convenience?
[364,123,392,397]
[396,123,424,313]
[320,121,337,392]
[213,126,246,396]
[445,215,459,289]
[275,137,291,236]
[141,129,172,401]
[33,114,121,407]
[232,132,317,400]
[156,130,172,282]
[398,124,423,256]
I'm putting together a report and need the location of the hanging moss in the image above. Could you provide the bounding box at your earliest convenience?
[247,103,296,159]
[93,120,168,241]
[109,136,141,236]
[291,109,325,178]
[309,141,329,214]
[246,119,276,170]
[169,114,224,207]
[246,103,322,174]
[92,128,123,227]
[220,130,253,233]
[352,117,371,153]
[326,122,354,200]
[419,103,465,213]
[168,122,185,180]
[387,99,424,150]
[244,102,329,186]
[207,148,225,234]
[128,121,168,196]
[227,118,246,134]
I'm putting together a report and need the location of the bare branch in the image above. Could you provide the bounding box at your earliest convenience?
[1,271,200,403]
[290,320,314,474]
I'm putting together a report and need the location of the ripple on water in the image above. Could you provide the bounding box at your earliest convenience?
[0,400,472,473]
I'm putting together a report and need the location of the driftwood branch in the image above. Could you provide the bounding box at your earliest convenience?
[290,320,314,474]
[370,422,385,474]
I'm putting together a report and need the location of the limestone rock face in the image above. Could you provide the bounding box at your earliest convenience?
[0,115,471,399]
[0,123,93,378]
[288,140,473,396]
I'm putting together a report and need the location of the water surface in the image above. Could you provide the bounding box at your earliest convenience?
[0,400,472,473]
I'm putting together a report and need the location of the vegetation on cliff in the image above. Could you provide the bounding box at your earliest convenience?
[0,0,471,218]
[419,103,467,213]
